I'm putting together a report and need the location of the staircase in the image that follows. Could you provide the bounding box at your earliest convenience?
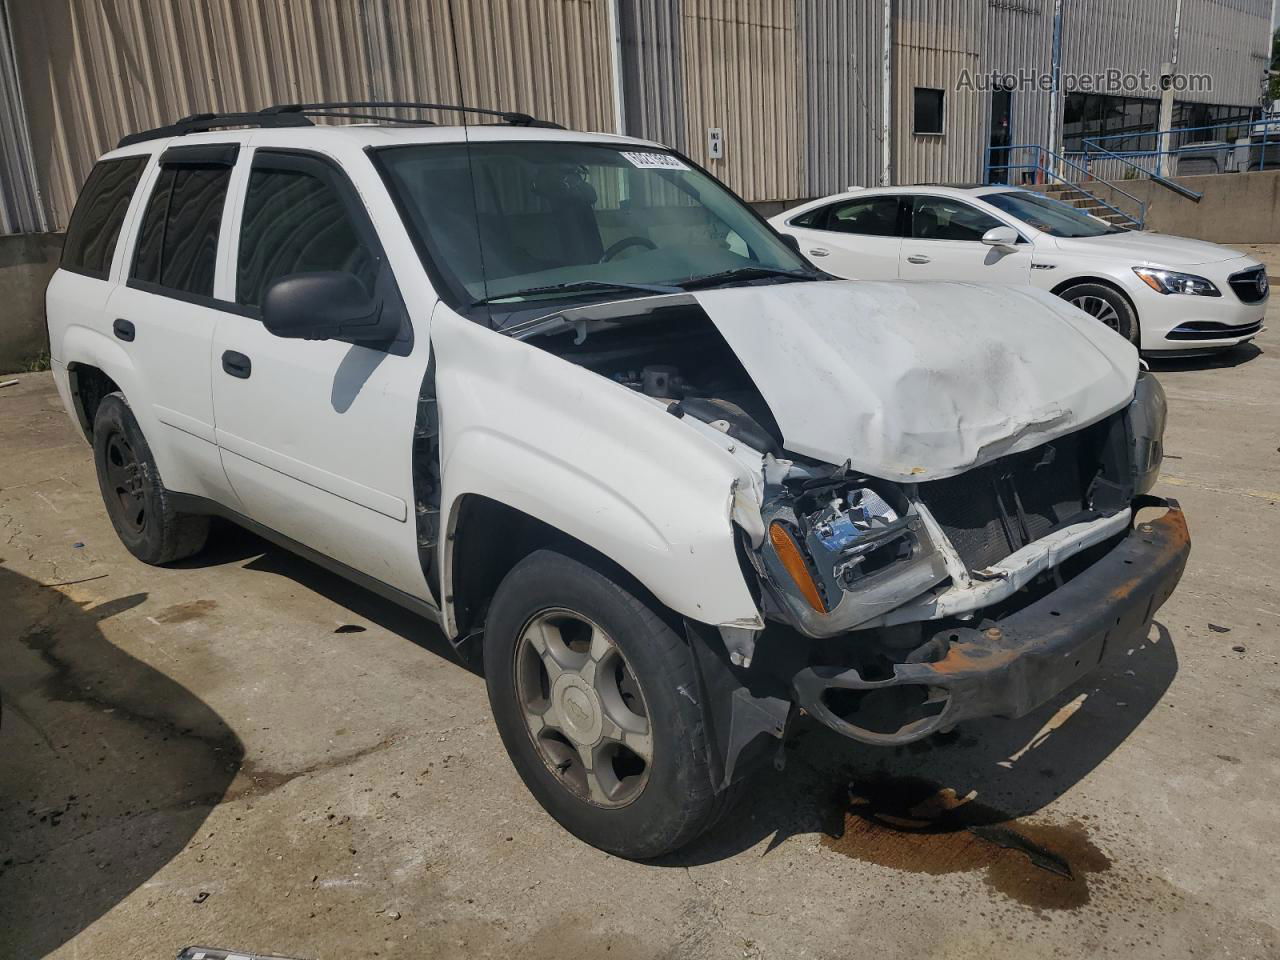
[987,145,1147,229]
[1042,183,1140,228]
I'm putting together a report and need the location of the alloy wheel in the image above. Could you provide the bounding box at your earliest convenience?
[514,608,653,808]
[1070,293,1122,332]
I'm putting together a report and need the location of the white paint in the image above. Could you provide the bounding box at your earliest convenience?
[693,279,1137,482]
[771,183,1269,352]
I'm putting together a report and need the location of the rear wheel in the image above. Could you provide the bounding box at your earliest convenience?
[1058,281,1140,346]
[484,549,723,858]
[92,393,209,565]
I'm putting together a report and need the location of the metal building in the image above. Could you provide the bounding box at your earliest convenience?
[0,0,1273,236]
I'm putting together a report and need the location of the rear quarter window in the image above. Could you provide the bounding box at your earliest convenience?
[61,156,149,280]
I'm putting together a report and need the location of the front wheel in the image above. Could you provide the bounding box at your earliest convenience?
[483,549,724,858]
[1058,281,1140,346]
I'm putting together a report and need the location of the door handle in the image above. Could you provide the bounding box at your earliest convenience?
[907,255,931,265]
[112,318,135,342]
[221,350,252,379]
[808,248,830,257]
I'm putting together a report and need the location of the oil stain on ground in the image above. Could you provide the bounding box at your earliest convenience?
[821,774,1110,910]
[153,598,218,623]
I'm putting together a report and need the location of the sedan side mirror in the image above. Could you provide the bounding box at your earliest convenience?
[981,226,1020,250]
[262,271,398,344]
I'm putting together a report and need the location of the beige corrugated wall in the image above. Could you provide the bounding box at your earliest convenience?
[678,0,803,203]
[893,0,984,185]
[7,0,616,231]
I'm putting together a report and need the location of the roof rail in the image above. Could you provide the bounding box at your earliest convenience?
[117,100,563,149]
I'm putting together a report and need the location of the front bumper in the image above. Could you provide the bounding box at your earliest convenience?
[793,499,1190,745]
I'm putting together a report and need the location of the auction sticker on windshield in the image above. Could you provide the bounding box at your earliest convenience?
[620,151,690,171]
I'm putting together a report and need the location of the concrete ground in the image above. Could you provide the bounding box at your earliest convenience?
[2,302,1279,960]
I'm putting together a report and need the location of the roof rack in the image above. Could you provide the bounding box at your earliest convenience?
[117,100,563,148]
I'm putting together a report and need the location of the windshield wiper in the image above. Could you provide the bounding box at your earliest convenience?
[471,280,683,306]
[678,265,819,290]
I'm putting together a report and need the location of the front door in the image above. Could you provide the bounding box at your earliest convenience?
[210,147,433,601]
[898,195,1031,286]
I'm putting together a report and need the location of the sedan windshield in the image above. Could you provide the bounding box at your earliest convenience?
[374,141,816,311]
[983,190,1127,238]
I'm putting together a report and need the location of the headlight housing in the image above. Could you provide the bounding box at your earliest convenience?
[1133,266,1220,297]
[758,476,949,637]
[1128,370,1167,496]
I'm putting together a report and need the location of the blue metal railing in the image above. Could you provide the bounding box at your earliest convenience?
[1080,118,1280,178]
[985,143,1148,228]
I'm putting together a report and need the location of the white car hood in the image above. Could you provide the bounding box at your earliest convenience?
[1054,231,1244,266]
[693,280,1138,482]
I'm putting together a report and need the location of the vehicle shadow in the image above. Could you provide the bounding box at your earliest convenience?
[192,521,476,676]
[662,620,1178,868]
[1146,341,1262,371]
[0,565,245,959]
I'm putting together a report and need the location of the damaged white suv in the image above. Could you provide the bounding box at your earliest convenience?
[47,103,1189,859]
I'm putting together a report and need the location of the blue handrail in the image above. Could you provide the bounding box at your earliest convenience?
[985,143,1147,228]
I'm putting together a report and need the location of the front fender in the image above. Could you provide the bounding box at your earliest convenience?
[431,309,763,637]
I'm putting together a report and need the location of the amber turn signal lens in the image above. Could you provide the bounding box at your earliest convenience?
[768,521,826,613]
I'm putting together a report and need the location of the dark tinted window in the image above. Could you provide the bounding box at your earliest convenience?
[910,196,1002,241]
[236,168,376,308]
[131,164,231,296]
[61,156,148,279]
[827,196,901,237]
[789,207,826,228]
[914,88,945,135]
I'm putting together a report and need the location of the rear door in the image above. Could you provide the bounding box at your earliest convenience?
[898,195,1032,285]
[210,147,432,601]
[782,194,903,279]
[105,143,241,504]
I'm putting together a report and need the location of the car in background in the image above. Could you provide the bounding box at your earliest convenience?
[770,185,1268,355]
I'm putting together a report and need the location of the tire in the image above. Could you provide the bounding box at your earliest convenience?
[92,392,209,565]
[484,548,723,859]
[1058,282,1140,347]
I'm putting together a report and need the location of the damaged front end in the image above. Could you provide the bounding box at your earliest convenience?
[727,369,1185,750]
[508,286,1187,773]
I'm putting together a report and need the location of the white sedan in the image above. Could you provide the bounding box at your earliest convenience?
[770,185,1268,354]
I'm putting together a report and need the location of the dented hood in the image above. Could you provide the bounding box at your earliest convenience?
[693,280,1138,482]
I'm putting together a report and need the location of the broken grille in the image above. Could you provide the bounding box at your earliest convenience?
[919,430,1095,572]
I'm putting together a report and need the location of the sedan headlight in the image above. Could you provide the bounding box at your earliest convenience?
[1128,370,1167,496]
[1133,266,1220,297]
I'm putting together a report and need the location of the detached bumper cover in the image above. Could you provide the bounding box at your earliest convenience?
[794,500,1190,745]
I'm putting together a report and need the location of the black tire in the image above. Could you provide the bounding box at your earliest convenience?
[484,548,723,859]
[92,392,209,565]
[1057,281,1140,346]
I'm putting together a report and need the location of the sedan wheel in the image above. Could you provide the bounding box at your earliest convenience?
[1058,281,1140,346]
[1069,293,1121,330]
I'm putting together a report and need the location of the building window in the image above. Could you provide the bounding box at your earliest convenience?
[914,88,945,135]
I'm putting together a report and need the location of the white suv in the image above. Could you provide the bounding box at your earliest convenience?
[47,103,1189,858]
[771,185,1268,355]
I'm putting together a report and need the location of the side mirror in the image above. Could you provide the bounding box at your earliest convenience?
[981,226,1020,250]
[262,271,397,343]
[780,234,802,254]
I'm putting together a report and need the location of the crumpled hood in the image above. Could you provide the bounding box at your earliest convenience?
[693,280,1138,482]
[1055,231,1244,266]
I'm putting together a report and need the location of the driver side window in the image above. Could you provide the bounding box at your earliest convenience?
[237,162,378,309]
[910,196,1003,242]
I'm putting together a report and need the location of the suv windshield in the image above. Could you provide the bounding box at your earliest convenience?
[983,190,1127,238]
[374,141,816,310]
